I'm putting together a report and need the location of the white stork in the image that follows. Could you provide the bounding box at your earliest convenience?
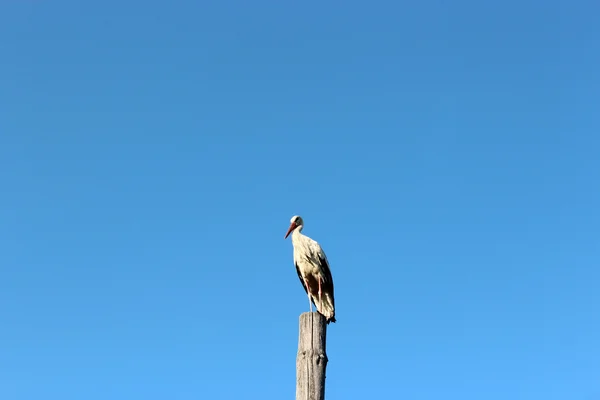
[284,215,336,323]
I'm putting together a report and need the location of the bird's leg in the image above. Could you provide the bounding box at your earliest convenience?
[318,278,322,311]
[303,277,313,312]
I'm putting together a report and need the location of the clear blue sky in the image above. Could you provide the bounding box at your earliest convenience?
[1,1,599,399]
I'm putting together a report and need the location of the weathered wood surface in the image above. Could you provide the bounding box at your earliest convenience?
[296,312,328,400]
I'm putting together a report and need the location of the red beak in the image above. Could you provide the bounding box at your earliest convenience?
[284,222,297,239]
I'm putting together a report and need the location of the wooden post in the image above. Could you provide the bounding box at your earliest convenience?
[296,312,328,400]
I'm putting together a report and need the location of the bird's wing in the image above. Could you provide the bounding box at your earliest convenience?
[306,238,335,293]
[317,251,335,287]
[317,252,335,308]
[304,239,330,278]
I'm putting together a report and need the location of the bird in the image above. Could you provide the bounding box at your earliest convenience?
[284,215,336,323]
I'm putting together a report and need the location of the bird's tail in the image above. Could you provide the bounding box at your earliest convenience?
[317,294,336,324]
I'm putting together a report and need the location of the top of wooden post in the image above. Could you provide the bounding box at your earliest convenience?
[296,312,329,400]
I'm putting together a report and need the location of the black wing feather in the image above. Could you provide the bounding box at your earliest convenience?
[317,255,335,309]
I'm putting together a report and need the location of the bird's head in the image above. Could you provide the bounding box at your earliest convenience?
[284,215,304,239]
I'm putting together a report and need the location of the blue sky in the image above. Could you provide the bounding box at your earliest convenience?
[1,1,599,399]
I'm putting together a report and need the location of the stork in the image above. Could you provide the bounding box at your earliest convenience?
[284,215,336,323]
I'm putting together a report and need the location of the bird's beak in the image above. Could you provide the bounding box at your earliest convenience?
[284,222,297,239]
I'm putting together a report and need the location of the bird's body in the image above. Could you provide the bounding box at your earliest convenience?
[285,216,336,323]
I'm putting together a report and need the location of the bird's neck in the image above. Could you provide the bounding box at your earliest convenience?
[291,226,304,239]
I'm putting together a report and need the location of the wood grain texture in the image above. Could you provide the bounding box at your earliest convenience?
[296,312,328,400]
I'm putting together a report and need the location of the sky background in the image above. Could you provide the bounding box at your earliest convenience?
[1,1,599,399]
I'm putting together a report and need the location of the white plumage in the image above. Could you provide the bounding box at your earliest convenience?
[284,215,336,323]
